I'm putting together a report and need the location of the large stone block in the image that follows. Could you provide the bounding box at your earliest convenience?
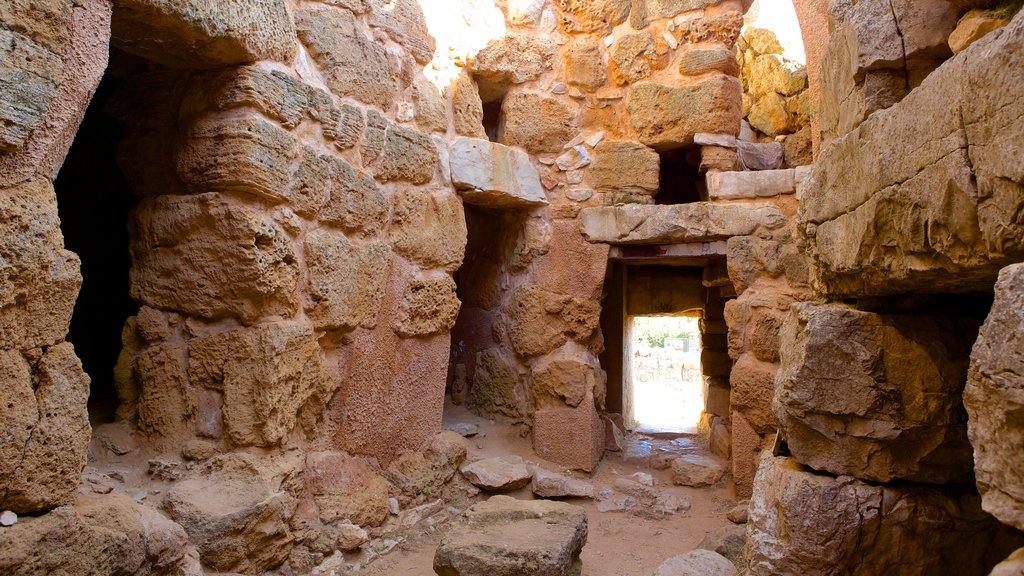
[965,264,1024,530]
[295,5,396,110]
[206,65,340,132]
[500,92,576,154]
[188,321,326,447]
[627,76,741,150]
[163,454,297,573]
[532,220,609,300]
[0,28,63,154]
[507,284,600,359]
[775,302,979,483]
[449,137,547,209]
[111,0,296,68]
[377,124,437,184]
[129,193,299,324]
[802,14,1024,297]
[0,493,201,576]
[368,0,435,64]
[434,495,588,575]
[730,354,777,434]
[555,0,630,33]
[531,351,606,410]
[304,451,391,527]
[472,347,525,419]
[394,273,461,338]
[564,40,607,92]
[0,343,89,514]
[533,392,605,472]
[471,34,556,101]
[135,343,196,448]
[580,203,785,245]
[0,179,81,350]
[389,188,467,272]
[304,230,392,332]
[452,72,486,138]
[318,155,388,234]
[746,454,1024,576]
[588,140,659,196]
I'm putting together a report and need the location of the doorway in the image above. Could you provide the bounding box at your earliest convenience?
[628,315,703,433]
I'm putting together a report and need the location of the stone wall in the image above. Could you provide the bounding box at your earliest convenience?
[745,4,1024,573]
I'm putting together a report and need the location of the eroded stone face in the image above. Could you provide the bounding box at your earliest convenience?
[129,193,299,324]
[305,230,392,332]
[627,77,742,149]
[965,264,1024,530]
[746,454,1024,576]
[304,451,391,526]
[774,302,979,484]
[389,188,467,272]
[500,92,576,154]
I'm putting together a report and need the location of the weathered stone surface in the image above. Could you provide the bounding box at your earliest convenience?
[729,355,777,434]
[188,321,325,447]
[472,347,525,418]
[177,115,298,202]
[305,451,391,527]
[726,228,810,297]
[296,5,396,110]
[965,264,1024,530]
[776,302,978,483]
[414,77,448,133]
[534,392,605,472]
[318,155,388,234]
[305,230,391,332]
[163,454,298,573]
[434,495,588,575]
[990,548,1024,576]
[950,10,1010,54]
[390,188,467,272]
[129,193,298,323]
[747,92,791,137]
[580,203,785,245]
[449,137,547,209]
[674,11,744,45]
[377,123,437,184]
[0,179,81,351]
[611,31,660,84]
[555,0,631,33]
[628,77,741,149]
[696,524,746,565]
[654,549,737,576]
[111,0,295,68]
[507,284,600,358]
[134,343,196,448]
[531,352,606,410]
[0,494,201,576]
[0,344,89,514]
[737,140,785,170]
[588,140,659,195]
[394,274,461,338]
[671,453,728,487]
[452,72,487,138]
[0,27,62,154]
[471,34,556,101]
[707,169,798,200]
[385,431,468,498]
[679,47,740,77]
[746,454,1024,576]
[532,467,595,498]
[501,92,576,154]
[368,0,435,64]
[460,456,533,491]
[564,41,607,91]
[749,55,807,98]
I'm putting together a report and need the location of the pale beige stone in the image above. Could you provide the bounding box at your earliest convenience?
[588,140,659,196]
[628,77,741,149]
[394,274,461,338]
[580,203,785,245]
[305,230,392,332]
[305,451,391,526]
[500,92,576,154]
[368,0,435,64]
[390,188,467,272]
[471,34,556,101]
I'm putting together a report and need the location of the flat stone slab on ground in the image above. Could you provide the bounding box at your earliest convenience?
[655,549,737,576]
[460,455,533,491]
[532,467,595,498]
[433,495,587,576]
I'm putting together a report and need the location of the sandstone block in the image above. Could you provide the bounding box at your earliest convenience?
[707,169,797,200]
[414,77,448,133]
[500,92,576,154]
[111,0,296,68]
[531,353,606,410]
[452,72,486,138]
[385,431,468,498]
[726,231,809,297]
[368,0,435,63]
[318,155,388,234]
[434,495,588,575]
[747,92,791,137]
[304,451,392,527]
[532,219,609,300]
[654,549,737,576]
[0,28,62,153]
[394,274,461,338]
[532,467,595,498]
[588,140,659,196]
[305,230,391,332]
[0,179,81,350]
[460,456,533,491]
[188,321,325,447]
[449,137,547,209]
[671,453,728,487]
[746,454,1024,576]
[390,188,467,272]
[611,31,661,84]
[163,454,297,573]
[737,140,785,171]
[679,47,740,77]
[748,55,807,98]
[775,302,978,483]
[377,124,437,185]
[628,77,741,149]
[129,193,298,323]
[471,347,524,418]
[534,392,605,472]
[135,343,196,447]
[471,34,556,101]
[507,284,600,358]
[0,344,89,514]
[729,354,777,434]
[580,203,785,245]
[950,10,1011,54]
[965,264,1024,530]
[207,66,340,132]
[296,6,396,110]
[555,0,630,33]
[564,41,607,91]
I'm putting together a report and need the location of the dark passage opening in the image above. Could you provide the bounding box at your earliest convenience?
[481,98,504,143]
[54,67,137,424]
[656,146,702,204]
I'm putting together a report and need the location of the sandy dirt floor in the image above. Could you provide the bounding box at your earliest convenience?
[345,403,741,576]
